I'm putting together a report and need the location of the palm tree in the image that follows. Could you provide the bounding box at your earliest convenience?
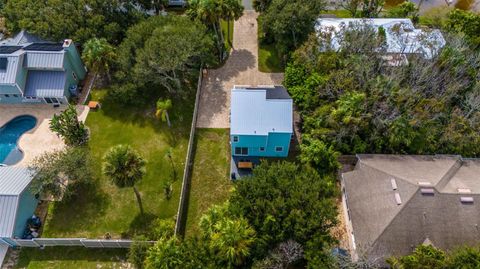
[156,99,172,127]
[219,0,244,49]
[187,0,223,59]
[82,38,115,82]
[102,145,147,215]
[210,218,256,267]
[188,0,243,59]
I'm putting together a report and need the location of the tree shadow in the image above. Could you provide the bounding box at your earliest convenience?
[122,212,158,239]
[44,181,110,236]
[16,247,127,267]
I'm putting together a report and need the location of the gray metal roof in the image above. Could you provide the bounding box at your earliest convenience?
[342,155,480,263]
[0,55,22,85]
[0,196,19,237]
[0,167,34,238]
[0,167,33,195]
[230,86,293,136]
[24,52,64,69]
[25,70,66,97]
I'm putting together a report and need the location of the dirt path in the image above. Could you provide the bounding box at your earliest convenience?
[196,11,284,128]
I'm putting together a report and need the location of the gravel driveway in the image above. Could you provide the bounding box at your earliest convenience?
[196,11,284,128]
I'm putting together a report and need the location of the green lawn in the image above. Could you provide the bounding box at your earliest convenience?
[185,129,232,237]
[40,87,195,239]
[320,9,352,18]
[15,247,127,269]
[257,17,284,73]
[221,19,234,52]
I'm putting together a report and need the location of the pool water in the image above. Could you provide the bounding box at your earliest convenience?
[0,115,37,165]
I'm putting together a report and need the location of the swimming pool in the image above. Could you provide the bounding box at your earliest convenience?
[0,115,37,165]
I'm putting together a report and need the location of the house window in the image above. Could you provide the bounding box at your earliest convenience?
[13,94,18,98]
[233,136,239,142]
[275,146,283,152]
[235,147,248,155]
[259,147,265,152]
[72,72,78,81]
[4,94,9,98]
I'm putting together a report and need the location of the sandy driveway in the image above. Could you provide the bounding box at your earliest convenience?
[196,11,284,128]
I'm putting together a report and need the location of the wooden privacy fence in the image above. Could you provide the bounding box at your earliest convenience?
[174,66,204,237]
[5,238,155,248]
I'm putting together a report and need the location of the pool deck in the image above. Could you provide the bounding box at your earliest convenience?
[0,104,89,167]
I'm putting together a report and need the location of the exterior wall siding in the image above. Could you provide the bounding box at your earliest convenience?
[65,46,86,80]
[13,189,38,238]
[0,85,22,95]
[231,132,291,157]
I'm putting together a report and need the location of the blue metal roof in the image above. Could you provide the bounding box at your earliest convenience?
[230,86,293,136]
[25,70,66,97]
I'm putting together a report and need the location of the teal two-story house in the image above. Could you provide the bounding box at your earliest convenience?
[0,31,86,105]
[230,86,293,161]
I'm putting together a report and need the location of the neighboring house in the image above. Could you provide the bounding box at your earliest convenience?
[341,155,480,264]
[315,18,446,65]
[0,30,87,105]
[0,167,38,248]
[230,85,293,161]
[168,0,187,6]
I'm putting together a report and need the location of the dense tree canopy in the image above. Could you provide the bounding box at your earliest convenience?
[285,24,480,157]
[388,245,480,269]
[229,161,338,267]
[446,9,480,49]
[3,0,142,44]
[110,15,213,103]
[259,0,326,57]
[29,147,93,200]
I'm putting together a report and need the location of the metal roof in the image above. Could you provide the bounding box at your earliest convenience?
[0,55,21,84]
[24,52,64,69]
[0,167,33,195]
[230,86,293,136]
[315,18,446,59]
[25,70,66,97]
[0,167,34,238]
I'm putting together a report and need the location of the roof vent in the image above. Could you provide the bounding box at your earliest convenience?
[63,39,72,48]
[418,181,432,186]
[421,188,435,195]
[394,193,402,205]
[391,178,398,190]
[458,188,471,193]
[460,197,474,204]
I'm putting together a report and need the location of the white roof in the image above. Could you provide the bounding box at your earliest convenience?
[0,167,34,237]
[315,18,446,59]
[230,86,293,136]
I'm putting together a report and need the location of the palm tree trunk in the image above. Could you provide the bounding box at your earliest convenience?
[212,22,223,61]
[165,111,171,128]
[227,19,233,49]
[133,186,144,215]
